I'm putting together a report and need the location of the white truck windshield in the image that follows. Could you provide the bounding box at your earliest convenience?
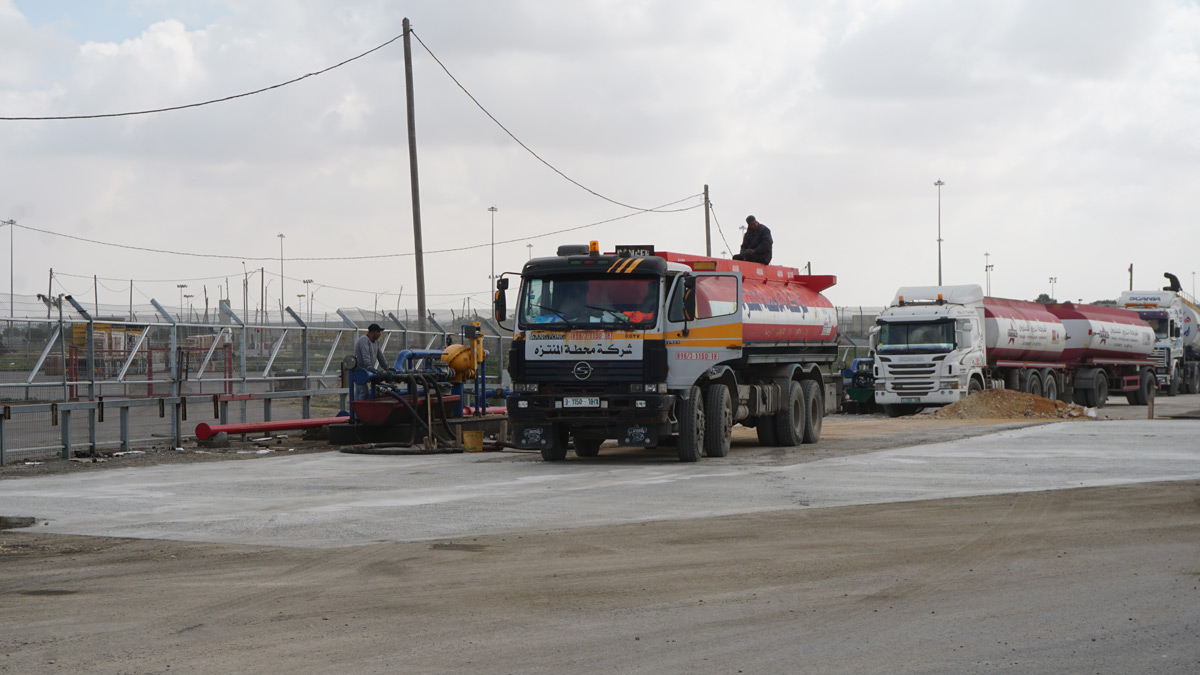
[877,320,956,354]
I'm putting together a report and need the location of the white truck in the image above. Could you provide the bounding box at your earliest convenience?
[872,285,1157,415]
[1117,274,1200,395]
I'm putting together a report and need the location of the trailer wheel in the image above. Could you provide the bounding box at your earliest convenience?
[677,386,705,462]
[773,381,806,446]
[540,426,569,461]
[755,418,779,446]
[1127,368,1154,406]
[1022,370,1043,398]
[1093,372,1109,408]
[573,435,603,457]
[703,385,732,458]
[1040,370,1058,402]
[800,379,823,444]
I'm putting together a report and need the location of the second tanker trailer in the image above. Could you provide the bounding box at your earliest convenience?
[872,285,1156,415]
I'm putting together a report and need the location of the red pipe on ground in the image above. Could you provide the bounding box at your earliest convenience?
[195,417,349,441]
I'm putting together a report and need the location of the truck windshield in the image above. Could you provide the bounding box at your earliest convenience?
[876,320,956,354]
[518,276,659,329]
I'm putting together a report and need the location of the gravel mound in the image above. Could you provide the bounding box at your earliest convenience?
[931,389,1089,420]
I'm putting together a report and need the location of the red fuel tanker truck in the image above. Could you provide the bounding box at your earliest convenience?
[494,242,839,462]
[872,285,1156,415]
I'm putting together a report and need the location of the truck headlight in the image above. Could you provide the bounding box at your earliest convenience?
[514,383,539,393]
[631,383,663,393]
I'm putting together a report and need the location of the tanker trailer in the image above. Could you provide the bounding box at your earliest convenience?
[495,242,839,462]
[1044,303,1157,406]
[872,285,1067,416]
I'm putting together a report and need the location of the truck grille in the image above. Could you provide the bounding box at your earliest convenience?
[523,360,644,394]
[883,363,936,393]
[1152,347,1170,370]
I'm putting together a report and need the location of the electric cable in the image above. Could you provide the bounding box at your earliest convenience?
[1,32,406,121]
[411,29,699,215]
[11,196,701,263]
[709,203,733,254]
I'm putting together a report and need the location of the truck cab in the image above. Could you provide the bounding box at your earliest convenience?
[872,286,985,416]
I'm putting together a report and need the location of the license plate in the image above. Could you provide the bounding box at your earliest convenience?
[901,397,922,403]
[563,397,600,408]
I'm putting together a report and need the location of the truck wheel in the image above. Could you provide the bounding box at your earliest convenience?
[540,426,569,461]
[800,380,823,444]
[1167,366,1180,397]
[968,378,983,395]
[573,435,603,457]
[703,385,733,458]
[1023,371,1043,398]
[1093,372,1109,408]
[677,386,705,462]
[774,381,806,446]
[1127,368,1154,406]
[1040,370,1058,402]
[883,404,904,418]
[1188,364,1200,394]
[755,418,779,446]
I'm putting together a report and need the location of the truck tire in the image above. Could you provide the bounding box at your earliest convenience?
[1126,368,1154,406]
[703,385,732,458]
[540,426,569,461]
[755,418,779,446]
[968,378,984,395]
[1167,366,1180,397]
[773,381,806,446]
[677,386,705,462]
[1040,369,1058,402]
[1022,370,1043,398]
[1188,364,1200,394]
[573,435,603,457]
[883,404,904,418]
[1093,372,1109,408]
[800,379,823,444]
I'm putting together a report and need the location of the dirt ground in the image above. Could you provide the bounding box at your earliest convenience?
[2,481,1197,674]
[2,398,1199,673]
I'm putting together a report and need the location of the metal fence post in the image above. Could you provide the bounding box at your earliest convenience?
[120,405,130,452]
[60,408,71,459]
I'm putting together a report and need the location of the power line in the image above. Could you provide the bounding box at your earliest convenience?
[12,196,701,263]
[708,202,733,254]
[410,29,697,215]
[1,32,406,121]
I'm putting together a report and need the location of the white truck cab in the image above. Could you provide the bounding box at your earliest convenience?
[872,285,985,415]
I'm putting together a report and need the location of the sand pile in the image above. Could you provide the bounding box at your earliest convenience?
[931,389,1089,420]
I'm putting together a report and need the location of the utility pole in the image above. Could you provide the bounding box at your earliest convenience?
[277,233,286,324]
[703,185,711,256]
[489,205,498,301]
[1,219,13,319]
[1128,263,1134,291]
[403,17,428,331]
[984,252,993,296]
[934,180,945,285]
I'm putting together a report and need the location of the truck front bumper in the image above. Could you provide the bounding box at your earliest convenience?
[507,393,673,449]
[874,389,966,407]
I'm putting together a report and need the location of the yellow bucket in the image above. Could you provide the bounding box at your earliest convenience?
[462,430,485,453]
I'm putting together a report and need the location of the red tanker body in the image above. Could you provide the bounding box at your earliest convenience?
[1046,303,1156,363]
[982,297,1066,363]
[656,252,838,345]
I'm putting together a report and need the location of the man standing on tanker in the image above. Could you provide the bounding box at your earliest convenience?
[733,215,773,264]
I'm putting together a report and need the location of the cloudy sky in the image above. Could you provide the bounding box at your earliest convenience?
[1,0,1198,322]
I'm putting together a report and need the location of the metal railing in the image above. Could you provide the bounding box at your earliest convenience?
[0,297,511,464]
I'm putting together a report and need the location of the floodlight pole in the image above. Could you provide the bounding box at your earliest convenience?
[934,180,945,286]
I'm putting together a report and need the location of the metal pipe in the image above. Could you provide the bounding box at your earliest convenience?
[194,416,349,442]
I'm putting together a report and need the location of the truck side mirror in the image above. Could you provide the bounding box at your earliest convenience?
[682,277,697,322]
[493,277,509,323]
